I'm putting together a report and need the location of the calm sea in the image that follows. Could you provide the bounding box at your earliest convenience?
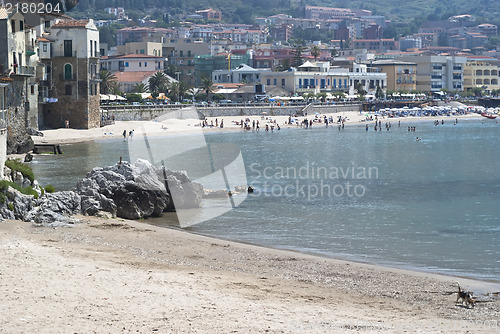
[31,119,500,281]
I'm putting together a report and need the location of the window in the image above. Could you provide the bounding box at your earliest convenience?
[188,51,191,57]
[140,49,145,54]
[64,40,72,57]
[267,79,270,85]
[273,78,277,85]
[43,44,47,52]
[281,79,285,86]
[19,21,23,31]
[64,64,72,80]
[125,62,129,67]
[139,62,142,67]
[180,51,184,57]
[45,20,50,29]
[11,20,15,33]
[65,85,72,95]
[31,85,35,95]
[145,62,147,67]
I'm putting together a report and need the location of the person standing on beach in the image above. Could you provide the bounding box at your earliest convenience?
[123,130,127,140]
[129,129,134,139]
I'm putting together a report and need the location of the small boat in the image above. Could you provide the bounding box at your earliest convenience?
[481,112,497,119]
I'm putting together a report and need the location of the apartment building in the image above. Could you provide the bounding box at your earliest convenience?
[116,41,163,57]
[372,59,417,91]
[463,60,499,93]
[100,54,166,72]
[164,38,210,86]
[116,26,168,45]
[400,55,467,92]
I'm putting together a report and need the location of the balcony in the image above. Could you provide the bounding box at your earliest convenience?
[431,75,442,79]
[11,66,35,77]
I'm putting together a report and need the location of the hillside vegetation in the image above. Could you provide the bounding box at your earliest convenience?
[69,0,498,25]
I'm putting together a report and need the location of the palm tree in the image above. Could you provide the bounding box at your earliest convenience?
[200,76,214,100]
[132,83,148,93]
[168,81,191,102]
[149,71,169,93]
[311,46,320,61]
[100,70,117,94]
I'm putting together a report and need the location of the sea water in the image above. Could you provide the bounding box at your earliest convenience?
[31,119,500,281]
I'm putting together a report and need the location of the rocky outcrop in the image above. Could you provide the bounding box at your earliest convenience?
[26,127,44,137]
[7,133,34,155]
[74,159,203,220]
[0,159,204,225]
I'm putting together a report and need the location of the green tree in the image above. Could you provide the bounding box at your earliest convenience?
[200,76,214,99]
[168,81,191,102]
[356,82,366,98]
[126,93,142,103]
[211,93,225,102]
[290,40,307,67]
[132,83,148,93]
[100,70,117,95]
[149,71,169,93]
[310,46,320,61]
[375,85,384,99]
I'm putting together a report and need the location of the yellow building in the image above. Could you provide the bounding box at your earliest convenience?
[463,60,499,93]
[372,59,417,92]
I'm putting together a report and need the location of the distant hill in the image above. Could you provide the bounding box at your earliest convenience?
[68,0,499,28]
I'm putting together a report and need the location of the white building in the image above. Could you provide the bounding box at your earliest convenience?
[260,61,387,96]
[212,64,267,84]
[100,54,167,72]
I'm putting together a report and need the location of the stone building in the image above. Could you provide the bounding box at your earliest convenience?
[0,9,37,153]
[40,19,100,129]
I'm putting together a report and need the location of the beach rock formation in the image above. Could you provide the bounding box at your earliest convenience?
[24,191,81,226]
[74,159,203,220]
[7,133,34,155]
[0,159,203,224]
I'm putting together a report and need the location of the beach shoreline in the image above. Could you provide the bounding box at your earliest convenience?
[1,216,499,333]
[33,109,485,146]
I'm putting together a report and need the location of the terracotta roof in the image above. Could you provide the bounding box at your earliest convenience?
[113,70,163,83]
[52,20,89,28]
[213,83,244,89]
[37,37,52,42]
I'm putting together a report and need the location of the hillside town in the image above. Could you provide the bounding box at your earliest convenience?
[0,4,499,152]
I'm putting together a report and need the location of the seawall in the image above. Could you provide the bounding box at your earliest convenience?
[101,103,362,121]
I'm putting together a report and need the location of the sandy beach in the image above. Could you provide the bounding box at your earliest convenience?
[1,217,499,333]
[18,105,499,332]
[34,108,484,145]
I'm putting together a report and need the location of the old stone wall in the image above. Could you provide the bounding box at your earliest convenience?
[101,103,362,122]
[44,57,100,129]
